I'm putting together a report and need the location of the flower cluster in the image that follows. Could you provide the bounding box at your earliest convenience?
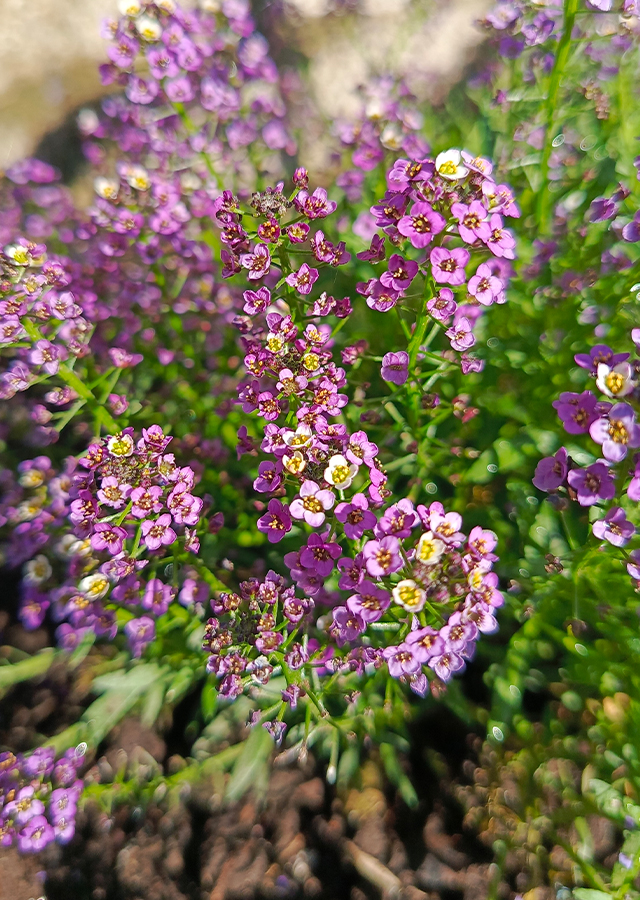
[0,427,209,656]
[0,745,85,852]
[533,337,640,585]
[203,498,502,728]
[0,237,90,402]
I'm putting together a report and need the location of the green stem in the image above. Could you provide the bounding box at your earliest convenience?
[536,0,579,232]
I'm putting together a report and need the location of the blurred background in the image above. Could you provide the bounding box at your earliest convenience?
[0,0,490,177]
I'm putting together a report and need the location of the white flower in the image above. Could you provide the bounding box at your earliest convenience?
[392,579,426,612]
[282,425,312,449]
[108,433,135,457]
[435,149,468,182]
[596,362,634,399]
[324,454,358,490]
[94,177,119,201]
[19,469,45,489]
[380,124,403,151]
[24,555,52,585]
[117,0,143,15]
[123,165,151,191]
[415,531,445,565]
[69,539,93,558]
[135,14,162,41]
[79,573,110,600]
[283,450,306,475]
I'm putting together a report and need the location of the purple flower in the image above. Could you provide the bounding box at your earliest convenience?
[427,288,457,322]
[592,507,635,547]
[428,651,465,682]
[430,247,470,286]
[243,286,271,315]
[383,643,421,678]
[253,460,283,494]
[124,616,156,658]
[299,533,341,577]
[90,523,127,556]
[451,200,491,244]
[485,214,516,258]
[627,549,640,581]
[532,447,568,491]
[346,581,390,623]
[397,201,446,249]
[467,263,504,305]
[406,627,444,662]
[331,606,365,647]
[445,317,475,351]
[285,263,319,295]
[295,187,337,219]
[623,211,640,242]
[4,786,44,826]
[362,535,402,577]
[380,254,419,292]
[552,391,602,434]
[142,579,174,616]
[574,344,628,374]
[590,403,640,462]
[567,463,616,506]
[381,350,409,385]
[239,244,271,280]
[17,815,54,853]
[141,514,177,551]
[335,494,376,539]
[290,481,335,528]
[257,499,292,543]
[29,339,67,375]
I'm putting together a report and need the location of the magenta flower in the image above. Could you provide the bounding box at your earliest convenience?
[299,533,341,577]
[567,463,616,506]
[485,214,516,258]
[243,286,271,315]
[253,460,283,494]
[346,431,378,467]
[90,523,127,556]
[467,263,504,305]
[627,549,640,581]
[142,578,174,616]
[17,815,54,853]
[4,786,44,826]
[380,254,419,291]
[239,244,271,280]
[451,200,491,244]
[383,643,421,678]
[428,651,465,682]
[257,499,292,543]
[124,616,156,658]
[575,344,628,373]
[141,514,177,551]
[592,507,635,547]
[130,485,163,518]
[406,627,444,662]
[331,606,365,647]
[397,201,446,249]
[295,187,337,219]
[336,494,376,539]
[552,391,603,435]
[430,247,470,285]
[532,447,568,491]
[445,317,475,351]
[590,403,640,462]
[285,263,319,295]
[381,350,409,385]
[362,535,402,577]
[427,288,457,322]
[29,339,67,375]
[290,480,335,528]
[347,582,391,623]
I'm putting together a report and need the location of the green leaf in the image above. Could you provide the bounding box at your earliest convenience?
[0,649,55,692]
[379,742,418,808]
[224,725,273,804]
[573,891,611,900]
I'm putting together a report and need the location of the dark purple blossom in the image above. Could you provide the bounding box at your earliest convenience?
[532,447,568,491]
[592,507,635,547]
[381,350,409,385]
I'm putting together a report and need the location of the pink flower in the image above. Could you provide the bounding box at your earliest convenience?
[141,514,177,551]
[430,247,470,286]
[290,480,335,528]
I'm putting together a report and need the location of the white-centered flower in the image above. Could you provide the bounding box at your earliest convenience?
[324,454,358,490]
[435,148,468,182]
[415,531,445,565]
[392,579,426,612]
[596,362,634,399]
[24,555,52,585]
[108,433,135,457]
[135,14,162,41]
[117,0,143,15]
[94,177,119,201]
[282,425,312,449]
[79,573,110,600]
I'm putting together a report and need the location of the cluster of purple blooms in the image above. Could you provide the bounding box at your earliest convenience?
[203,500,502,722]
[0,427,209,657]
[533,337,640,584]
[0,238,90,403]
[0,745,85,853]
[98,0,294,169]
